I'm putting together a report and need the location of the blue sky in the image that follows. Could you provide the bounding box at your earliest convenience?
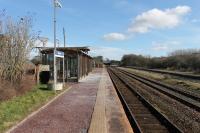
[0,0,200,60]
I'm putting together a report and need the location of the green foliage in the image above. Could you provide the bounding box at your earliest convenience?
[0,85,55,133]
[121,54,150,67]
[93,56,103,63]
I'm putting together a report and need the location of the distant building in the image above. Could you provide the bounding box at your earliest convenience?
[93,56,103,68]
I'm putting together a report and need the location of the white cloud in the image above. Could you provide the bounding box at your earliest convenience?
[103,6,191,41]
[103,32,127,41]
[128,6,191,33]
[152,41,181,51]
[89,46,133,60]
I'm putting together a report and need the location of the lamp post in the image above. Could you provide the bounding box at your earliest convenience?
[63,27,66,85]
[53,0,57,90]
[63,27,66,47]
[53,0,62,90]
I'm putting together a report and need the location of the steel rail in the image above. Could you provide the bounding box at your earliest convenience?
[108,69,142,133]
[125,66,200,80]
[117,68,200,112]
[108,67,182,133]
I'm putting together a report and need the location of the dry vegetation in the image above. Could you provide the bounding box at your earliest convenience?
[0,84,57,133]
[121,49,200,73]
[119,48,200,93]
[0,11,38,101]
[0,74,35,101]
[0,12,66,133]
[120,67,200,92]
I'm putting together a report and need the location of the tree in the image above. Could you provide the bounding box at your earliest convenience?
[120,49,200,72]
[93,56,103,63]
[0,13,38,85]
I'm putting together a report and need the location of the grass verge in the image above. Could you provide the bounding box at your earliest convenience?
[0,84,67,133]
[120,67,200,92]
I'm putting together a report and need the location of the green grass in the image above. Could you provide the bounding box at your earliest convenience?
[0,84,58,133]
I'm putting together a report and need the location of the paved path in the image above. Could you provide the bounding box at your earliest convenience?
[9,69,102,133]
[8,68,133,133]
[89,68,133,133]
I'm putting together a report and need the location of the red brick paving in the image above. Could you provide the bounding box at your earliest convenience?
[10,69,102,133]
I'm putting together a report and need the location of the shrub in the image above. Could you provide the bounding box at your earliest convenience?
[120,49,200,72]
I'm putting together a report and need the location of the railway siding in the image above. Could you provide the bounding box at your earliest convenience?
[108,68,181,133]
[118,68,200,111]
[121,67,200,93]
[108,67,200,132]
[126,66,200,80]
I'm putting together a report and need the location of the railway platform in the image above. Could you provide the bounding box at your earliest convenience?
[8,68,132,133]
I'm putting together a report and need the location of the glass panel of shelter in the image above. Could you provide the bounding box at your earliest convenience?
[67,55,78,79]
[56,58,63,82]
[42,53,78,82]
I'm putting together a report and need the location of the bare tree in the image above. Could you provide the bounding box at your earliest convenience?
[0,13,38,85]
[120,48,200,72]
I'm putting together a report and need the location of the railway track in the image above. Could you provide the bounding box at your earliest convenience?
[117,68,200,112]
[125,66,200,80]
[108,67,182,133]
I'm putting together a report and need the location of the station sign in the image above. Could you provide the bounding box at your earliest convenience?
[55,50,64,58]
